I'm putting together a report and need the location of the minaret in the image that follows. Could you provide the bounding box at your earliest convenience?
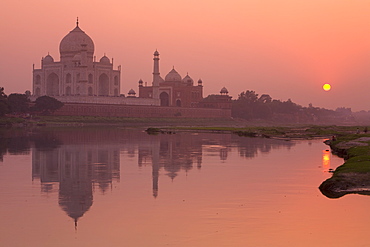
[152,50,160,99]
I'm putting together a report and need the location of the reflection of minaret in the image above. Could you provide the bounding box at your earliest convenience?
[152,140,160,198]
[138,132,204,198]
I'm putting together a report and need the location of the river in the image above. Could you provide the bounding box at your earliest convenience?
[0,127,368,247]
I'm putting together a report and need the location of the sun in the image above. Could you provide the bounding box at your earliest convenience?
[323,83,331,91]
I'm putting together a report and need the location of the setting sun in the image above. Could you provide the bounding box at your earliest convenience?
[323,83,331,91]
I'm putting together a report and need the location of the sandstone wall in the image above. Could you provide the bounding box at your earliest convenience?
[54,103,231,118]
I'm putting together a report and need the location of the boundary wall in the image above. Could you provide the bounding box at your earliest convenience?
[54,103,231,118]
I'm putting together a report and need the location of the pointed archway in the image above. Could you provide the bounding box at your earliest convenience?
[160,92,169,106]
[46,73,59,96]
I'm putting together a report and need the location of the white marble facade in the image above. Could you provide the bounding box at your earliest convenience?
[33,20,121,98]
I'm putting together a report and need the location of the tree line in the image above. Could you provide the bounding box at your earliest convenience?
[231,90,355,123]
[0,87,64,117]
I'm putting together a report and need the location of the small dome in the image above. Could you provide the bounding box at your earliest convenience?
[128,89,136,95]
[72,53,81,61]
[182,74,194,85]
[154,50,159,56]
[198,79,203,84]
[165,68,182,82]
[59,22,94,56]
[100,55,110,64]
[220,87,229,94]
[43,54,54,63]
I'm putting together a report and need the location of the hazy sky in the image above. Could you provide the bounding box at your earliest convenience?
[1,0,370,111]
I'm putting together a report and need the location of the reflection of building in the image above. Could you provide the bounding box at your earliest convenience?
[30,128,297,227]
[33,19,121,98]
[138,133,204,198]
[235,136,295,159]
[32,143,120,227]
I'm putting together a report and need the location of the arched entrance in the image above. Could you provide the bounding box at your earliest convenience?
[88,87,93,96]
[98,74,109,96]
[176,99,181,107]
[46,73,59,96]
[35,88,40,96]
[65,86,71,96]
[160,92,169,106]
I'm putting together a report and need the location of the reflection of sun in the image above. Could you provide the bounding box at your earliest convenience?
[322,150,330,170]
[323,83,331,91]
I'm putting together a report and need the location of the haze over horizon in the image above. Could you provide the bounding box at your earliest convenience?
[1,0,370,111]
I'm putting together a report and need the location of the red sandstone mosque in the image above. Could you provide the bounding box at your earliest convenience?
[32,20,231,118]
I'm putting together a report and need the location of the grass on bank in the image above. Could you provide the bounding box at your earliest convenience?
[0,117,26,126]
[330,134,370,175]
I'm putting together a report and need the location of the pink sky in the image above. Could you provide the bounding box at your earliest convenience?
[1,0,370,111]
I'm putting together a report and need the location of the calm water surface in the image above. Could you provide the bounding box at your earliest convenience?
[0,128,369,247]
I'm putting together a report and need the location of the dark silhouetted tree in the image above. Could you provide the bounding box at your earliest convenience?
[7,93,30,113]
[0,87,9,117]
[32,96,64,115]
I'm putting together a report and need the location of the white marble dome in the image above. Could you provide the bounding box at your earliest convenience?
[100,55,110,64]
[43,54,54,63]
[59,23,94,55]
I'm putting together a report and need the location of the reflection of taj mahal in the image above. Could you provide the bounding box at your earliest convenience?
[32,143,120,226]
[32,20,232,117]
[29,129,296,227]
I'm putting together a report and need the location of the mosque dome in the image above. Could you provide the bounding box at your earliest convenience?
[165,68,182,82]
[220,87,229,94]
[182,74,194,85]
[128,89,136,94]
[43,54,54,63]
[128,89,136,97]
[59,22,94,56]
[198,79,203,85]
[99,55,110,64]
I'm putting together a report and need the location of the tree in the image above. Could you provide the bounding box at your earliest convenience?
[7,93,30,113]
[0,87,9,117]
[32,96,64,115]
[238,90,259,103]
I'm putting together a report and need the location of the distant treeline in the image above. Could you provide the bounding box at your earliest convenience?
[231,90,369,124]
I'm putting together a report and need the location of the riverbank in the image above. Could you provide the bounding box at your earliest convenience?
[1,115,367,138]
[319,133,370,198]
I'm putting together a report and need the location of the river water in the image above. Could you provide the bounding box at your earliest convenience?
[0,127,369,247]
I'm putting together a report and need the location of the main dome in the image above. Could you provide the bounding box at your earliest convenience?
[59,23,94,55]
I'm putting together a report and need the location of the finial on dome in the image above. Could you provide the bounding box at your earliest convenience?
[76,17,79,27]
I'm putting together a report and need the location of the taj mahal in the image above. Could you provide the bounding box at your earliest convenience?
[32,20,231,118]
